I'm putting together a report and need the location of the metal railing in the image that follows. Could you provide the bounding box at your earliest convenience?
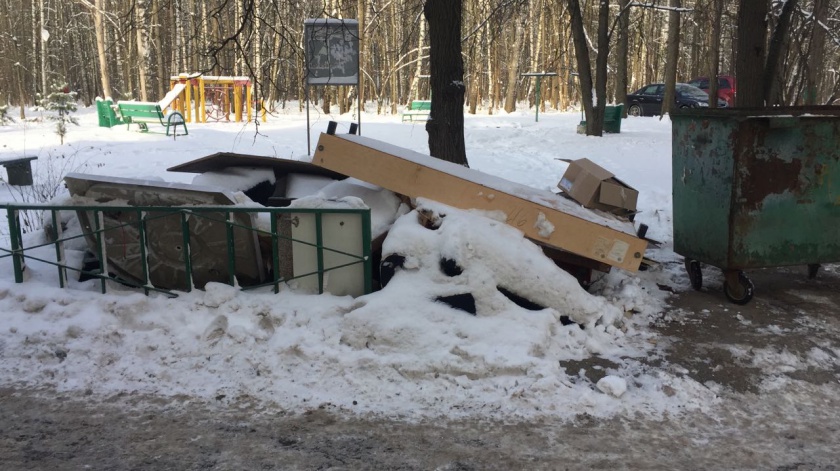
[2,203,372,297]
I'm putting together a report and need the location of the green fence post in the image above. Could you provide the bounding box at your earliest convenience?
[137,209,150,295]
[315,212,324,294]
[270,212,280,294]
[93,210,108,294]
[7,208,24,283]
[362,209,372,294]
[180,211,192,292]
[50,209,67,288]
[225,211,236,286]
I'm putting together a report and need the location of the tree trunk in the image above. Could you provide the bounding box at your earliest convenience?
[615,0,630,116]
[424,0,467,166]
[804,0,828,105]
[39,0,48,99]
[407,17,426,103]
[503,13,525,113]
[135,0,149,101]
[708,0,724,107]
[592,0,609,133]
[661,0,681,117]
[93,0,111,99]
[736,0,768,107]
[763,0,797,105]
[567,0,595,134]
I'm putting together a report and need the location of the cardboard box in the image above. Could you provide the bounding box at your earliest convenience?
[558,159,638,215]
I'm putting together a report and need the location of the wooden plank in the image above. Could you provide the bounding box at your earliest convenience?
[311,133,647,271]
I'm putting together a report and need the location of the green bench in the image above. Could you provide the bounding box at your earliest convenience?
[117,101,188,138]
[401,100,431,122]
[96,99,124,128]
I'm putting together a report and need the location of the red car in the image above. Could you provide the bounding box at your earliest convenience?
[688,75,737,106]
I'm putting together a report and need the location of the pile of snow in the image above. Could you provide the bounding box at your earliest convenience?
[0,105,724,421]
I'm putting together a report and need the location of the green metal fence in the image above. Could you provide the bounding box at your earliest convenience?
[2,203,372,297]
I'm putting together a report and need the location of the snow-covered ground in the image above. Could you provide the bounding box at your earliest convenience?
[0,103,823,424]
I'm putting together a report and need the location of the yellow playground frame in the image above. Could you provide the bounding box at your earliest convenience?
[167,73,266,123]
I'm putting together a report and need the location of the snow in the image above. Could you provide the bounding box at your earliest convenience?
[0,103,800,423]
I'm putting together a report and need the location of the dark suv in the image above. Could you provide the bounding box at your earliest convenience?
[688,75,737,106]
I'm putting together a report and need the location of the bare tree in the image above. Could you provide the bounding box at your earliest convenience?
[660,0,682,117]
[424,0,468,166]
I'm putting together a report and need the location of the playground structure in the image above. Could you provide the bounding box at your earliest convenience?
[166,74,266,124]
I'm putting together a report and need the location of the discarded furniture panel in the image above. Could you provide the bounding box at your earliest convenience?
[311,133,647,272]
[167,152,346,207]
[672,106,840,304]
[288,209,367,297]
[65,173,264,290]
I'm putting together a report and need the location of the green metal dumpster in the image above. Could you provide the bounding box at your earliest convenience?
[671,106,840,304]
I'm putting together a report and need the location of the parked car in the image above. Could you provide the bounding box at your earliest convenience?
[626,83,725,117]
[688,75,737,106]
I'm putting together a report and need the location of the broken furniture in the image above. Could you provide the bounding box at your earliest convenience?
[0,156,38,186]
[311,132,648,276]
[65,173,264,291]
[672,106,840,304]
[166,152,347,207]
[62,172,371,296]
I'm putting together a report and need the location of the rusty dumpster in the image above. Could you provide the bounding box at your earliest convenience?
[671,106,840,304]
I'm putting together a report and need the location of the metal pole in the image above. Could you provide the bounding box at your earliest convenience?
[306,84,311,155]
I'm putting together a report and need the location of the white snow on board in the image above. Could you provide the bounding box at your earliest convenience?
[332,133,636,234]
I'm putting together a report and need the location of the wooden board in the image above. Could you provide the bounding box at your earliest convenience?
[311,133,647,272]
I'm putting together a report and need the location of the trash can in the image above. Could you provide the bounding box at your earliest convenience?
[603,104,624,133]
[0,156,37,186]
[671,106,840,304]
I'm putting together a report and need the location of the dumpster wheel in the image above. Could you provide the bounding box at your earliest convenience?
[685,259,702,290]
[723,271,754,305]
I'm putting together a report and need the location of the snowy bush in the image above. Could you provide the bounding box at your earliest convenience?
[0,104,13,125]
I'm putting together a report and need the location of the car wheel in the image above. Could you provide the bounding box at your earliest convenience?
[628,104,642,117]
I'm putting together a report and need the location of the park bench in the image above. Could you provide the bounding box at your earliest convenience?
[117,101,188,138]
[401,100,431,122]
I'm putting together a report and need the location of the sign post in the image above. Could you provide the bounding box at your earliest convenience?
[304,19,361,155]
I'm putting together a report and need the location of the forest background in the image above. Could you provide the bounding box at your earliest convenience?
[0,0,838,122]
